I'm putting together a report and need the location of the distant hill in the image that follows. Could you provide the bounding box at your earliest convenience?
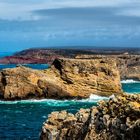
[0,47,140,64]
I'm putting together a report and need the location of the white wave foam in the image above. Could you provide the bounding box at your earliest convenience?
[86,94,109,102]
[77,94,110,103]
[89,94,109,100]
[0,99,50,104]
[0,95,111,105]
[121,79,140,84]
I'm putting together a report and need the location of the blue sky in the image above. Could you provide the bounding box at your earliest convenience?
[0,0,140,52]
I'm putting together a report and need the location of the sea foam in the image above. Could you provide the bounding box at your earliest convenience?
[0,95,110,105]
[121,79,140,84]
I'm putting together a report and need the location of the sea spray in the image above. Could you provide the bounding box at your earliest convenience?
[121,79,140,84]
[0,94,109,105]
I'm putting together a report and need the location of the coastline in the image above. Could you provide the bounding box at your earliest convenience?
[40,93,140,140]
[1,0,140,138]
[0,52,139,139]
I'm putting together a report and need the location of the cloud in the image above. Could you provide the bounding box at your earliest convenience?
[0,0,139,20]
[0,0,140,51]
[33,7,140,26]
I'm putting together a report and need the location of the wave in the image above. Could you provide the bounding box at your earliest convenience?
[0,94,110,105]
[121,79,140,84]
[86,94,109,102]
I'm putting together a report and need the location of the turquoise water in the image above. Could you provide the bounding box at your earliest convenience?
[121,80,140,94]
[0,62,139,139]
[0,52,14,58]
[0,82,139,139]
[0,99,97,139]
[0,64,49,70]
[0,52,49,70]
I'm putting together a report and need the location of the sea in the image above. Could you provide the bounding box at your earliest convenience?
[0,53,140,139]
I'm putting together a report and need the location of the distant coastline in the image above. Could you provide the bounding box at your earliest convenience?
[0,47,140,64]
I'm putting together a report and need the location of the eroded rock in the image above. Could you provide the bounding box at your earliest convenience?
[0,58,122,100]
[40,94,140,140]
[75,54,140,80]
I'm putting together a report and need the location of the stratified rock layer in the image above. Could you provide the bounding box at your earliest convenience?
[0,58,122,100]
[40,94,140,140]
[76,54,140,80]
[0,66,45,99]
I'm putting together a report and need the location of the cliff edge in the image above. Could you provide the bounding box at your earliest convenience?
[76,54,140,80]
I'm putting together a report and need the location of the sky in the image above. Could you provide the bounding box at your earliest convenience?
[0,0,140,52]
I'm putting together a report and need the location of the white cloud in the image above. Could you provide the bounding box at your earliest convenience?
[0,0,139,20]
[117,8,140,17]
[0,0,140,49]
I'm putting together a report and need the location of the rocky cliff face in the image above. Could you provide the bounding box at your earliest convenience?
[40,94,140,140]
[0,58,122,100]
[0,66,45,99]
[76,54,140,80]
[49,58,122,97]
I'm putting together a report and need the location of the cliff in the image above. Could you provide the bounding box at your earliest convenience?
[76,54,140,80]
[40,94,140,140]
[0,58,122,100]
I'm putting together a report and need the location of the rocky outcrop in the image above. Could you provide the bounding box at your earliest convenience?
[0,58,122,100]
[40,94,140,140]
[76,54,140,80]
[0,66,45,99]
[48,58,122,97]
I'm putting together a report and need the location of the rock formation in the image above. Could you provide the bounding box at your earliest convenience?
[0,58,122,100]
[0,66,45,99]
[76,54,140,80]
[40,94,140,140]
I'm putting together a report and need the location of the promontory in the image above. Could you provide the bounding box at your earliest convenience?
[0,58,122,100]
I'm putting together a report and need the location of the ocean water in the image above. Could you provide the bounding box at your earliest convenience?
[0,64,49,70]
[0,55,139,139]
[0,96,100,139]
[121,80,140,93]
[0,81,139,139]
[0,52,14,58]
[0,52,49,70]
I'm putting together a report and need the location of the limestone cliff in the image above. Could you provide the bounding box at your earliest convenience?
[75,54,140,80]
[0,66,45,99]
[0,58,122,100]
[40,94,140,140]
